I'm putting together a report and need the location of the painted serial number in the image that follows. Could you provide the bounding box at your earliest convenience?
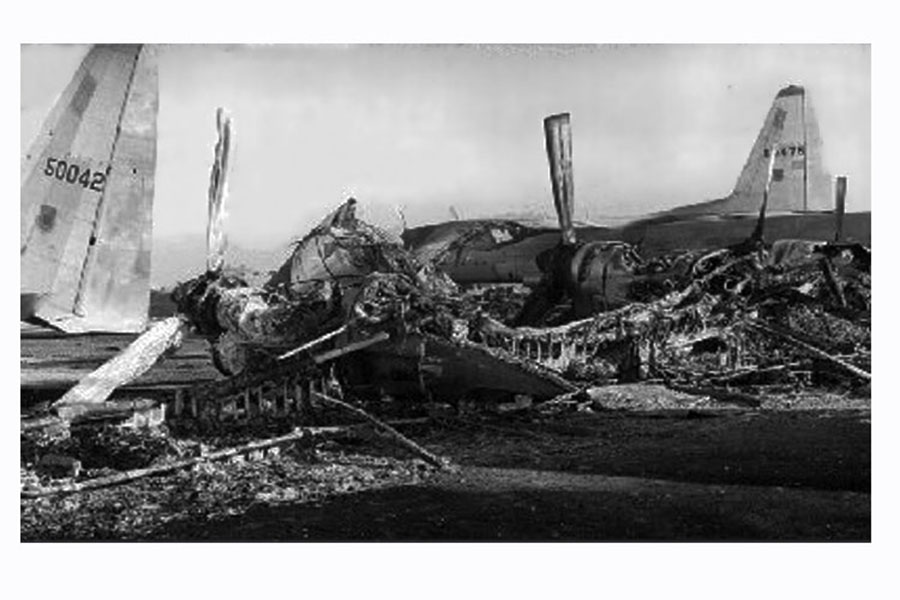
[764,144,805,158]
[43,157,107,192]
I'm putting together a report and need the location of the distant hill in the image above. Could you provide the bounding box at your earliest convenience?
[151,234,291,289]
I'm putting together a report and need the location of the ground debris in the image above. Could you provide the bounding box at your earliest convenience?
[21,424,439,541]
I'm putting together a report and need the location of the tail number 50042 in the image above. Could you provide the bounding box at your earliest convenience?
[43,157,107,193]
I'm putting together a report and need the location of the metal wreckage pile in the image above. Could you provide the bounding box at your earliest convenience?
[170,196,871,413]
[21,111,870,504]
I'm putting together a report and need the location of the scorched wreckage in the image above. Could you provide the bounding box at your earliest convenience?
[21,45,870,510]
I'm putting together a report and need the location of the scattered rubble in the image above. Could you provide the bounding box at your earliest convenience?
[21,442,436,541]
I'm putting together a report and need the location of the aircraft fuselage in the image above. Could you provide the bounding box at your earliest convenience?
[420,210,870,287]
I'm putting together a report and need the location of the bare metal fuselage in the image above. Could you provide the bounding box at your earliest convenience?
[407,210,871,287]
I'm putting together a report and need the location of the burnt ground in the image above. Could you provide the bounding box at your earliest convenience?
[21,333,870,542]
[146,410,869,542]
[21,408,870,542]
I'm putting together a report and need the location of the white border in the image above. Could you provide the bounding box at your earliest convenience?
[5,2,896,598]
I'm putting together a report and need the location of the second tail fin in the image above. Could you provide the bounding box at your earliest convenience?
[729,84,832,212]
[640,84,834,224]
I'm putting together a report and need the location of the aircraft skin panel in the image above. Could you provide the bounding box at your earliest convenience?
[20,44,155,334]
[21,48,98,182]
[802,99,831,208]
[20,45,132,299]
[21,47,137,239]
[74,46,157,333]
[53,47,140,319]
[731,104,788,201]
[20,157,97,294]
[32,157,110,316]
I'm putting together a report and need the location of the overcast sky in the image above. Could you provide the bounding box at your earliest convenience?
[21,44,870,248]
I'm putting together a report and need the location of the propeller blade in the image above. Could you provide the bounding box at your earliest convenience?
[834,175,847,242]
[207,107,233,273]
[544,113,576,246]
[53,316,188,409]
[396,204,407,232]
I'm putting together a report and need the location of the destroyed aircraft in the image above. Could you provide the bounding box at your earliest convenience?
[474,119,869,387]
[53,109,577,432]
[169,191,577,407]
[512,99,862,327]
[50,94,870,438]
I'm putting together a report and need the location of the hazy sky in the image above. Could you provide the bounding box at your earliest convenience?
[21,44,870,248]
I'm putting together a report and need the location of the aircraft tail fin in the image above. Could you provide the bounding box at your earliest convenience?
[643,84,835,224]
[20,44,158,333]
[729,84,832,212]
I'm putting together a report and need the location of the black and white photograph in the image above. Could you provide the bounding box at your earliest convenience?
[16,7,886,572]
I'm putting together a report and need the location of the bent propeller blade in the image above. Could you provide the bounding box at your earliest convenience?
[207,107,233,274]
[544,113,576,246]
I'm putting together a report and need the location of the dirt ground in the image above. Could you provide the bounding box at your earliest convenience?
[148,409,869,542]
[21,333,870,542]
[21,407,869,542]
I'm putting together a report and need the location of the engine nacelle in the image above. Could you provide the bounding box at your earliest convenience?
[566,241,642,316]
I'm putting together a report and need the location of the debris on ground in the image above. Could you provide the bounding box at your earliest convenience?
[21,443,436,541]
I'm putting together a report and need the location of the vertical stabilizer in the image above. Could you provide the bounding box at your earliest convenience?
[20,44,158,333]
[728,85,832,212]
